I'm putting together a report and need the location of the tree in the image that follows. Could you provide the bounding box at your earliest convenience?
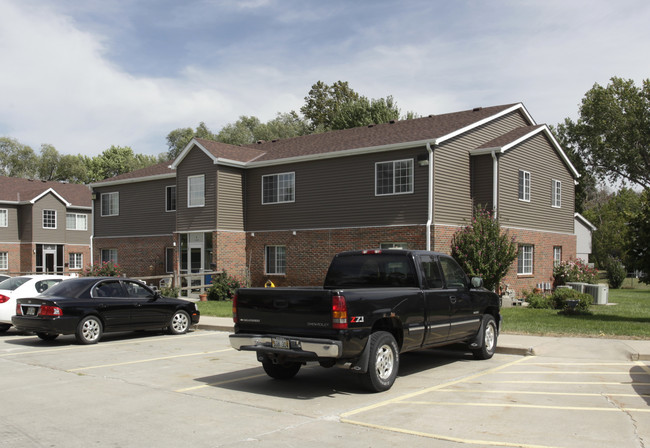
[566,77,650,189]
[165,122,218,160]
[330,96,401,130]
[0,137,38,178]
[300,80,361,130]
[627,189,650,284]
[451,207,518,292]
[89,146,160,182]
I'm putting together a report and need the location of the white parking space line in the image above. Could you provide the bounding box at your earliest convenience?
[399,400,650,413]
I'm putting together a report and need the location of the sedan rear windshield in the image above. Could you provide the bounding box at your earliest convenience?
[41,280,91,298]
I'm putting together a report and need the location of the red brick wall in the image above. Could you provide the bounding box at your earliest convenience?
[213,231,247,283]
[93,236,174,277]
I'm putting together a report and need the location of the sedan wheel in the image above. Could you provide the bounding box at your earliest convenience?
[76,316,103,344]
[168,310,190,335]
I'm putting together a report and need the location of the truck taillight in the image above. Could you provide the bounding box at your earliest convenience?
[232,293,238,324]
[332,295,348,329]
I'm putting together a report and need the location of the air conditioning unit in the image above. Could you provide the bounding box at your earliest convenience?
[584,284,609,305]
[566,282,588,293]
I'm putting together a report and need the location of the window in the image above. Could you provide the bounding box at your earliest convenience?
[265,246,286,275]
[166,247,174,273]
[166,185,177,212]
[66,213,87,231]
[101,192,119,216]
[553,246,562,267]
[0,209,7,227]
[518,244,533,275]
[43,210,57,229]
[376,159,414,196]
[69,253,83,270]
[188,175,205,207]
[552,180,561,207]
[380,242,409,250]
[518,170,531,201]
[439,256,469,289]
[0,252,7,270]
[262,172,295,204]
[101,249,118,264]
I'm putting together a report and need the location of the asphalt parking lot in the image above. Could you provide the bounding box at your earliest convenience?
[1,328,649,448]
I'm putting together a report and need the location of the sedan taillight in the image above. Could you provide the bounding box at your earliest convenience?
[0,294,10,304]
[15,303,22,315]
[39,306,63,317]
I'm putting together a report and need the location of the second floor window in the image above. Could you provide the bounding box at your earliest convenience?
[376,159,414,196]
[0,209,7,227]
[101,192,119,216]
[66,213,88,231]
[188,175,205,207]
[262,172,295,204]
[552,180,562,207]
[166,185,177,211]
[43,210,57,229]
[518,170,531,202]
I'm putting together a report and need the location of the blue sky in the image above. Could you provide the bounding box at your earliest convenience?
[1,0,649,157]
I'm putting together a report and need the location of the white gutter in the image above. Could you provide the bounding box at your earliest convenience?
[491,150,498,219]
[425,142,436,251]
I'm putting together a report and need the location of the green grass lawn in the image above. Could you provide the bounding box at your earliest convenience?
[501,287,650,339]
[198,284,650,339]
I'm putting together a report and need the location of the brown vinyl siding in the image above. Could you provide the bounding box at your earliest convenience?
[31,194,66,242]
[216,166,244,231]
[0,205,20,243]
[498,133,575,233]
[434,111,529,225]
[65,207,92,245]
[94,178,176,237]
[245,148,429,231]
[471,154,494,210]
[176,148,216,231]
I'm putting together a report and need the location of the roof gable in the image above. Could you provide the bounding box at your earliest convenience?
[0,177,91,208]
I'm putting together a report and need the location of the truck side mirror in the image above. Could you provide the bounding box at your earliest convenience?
[470,277,483,289]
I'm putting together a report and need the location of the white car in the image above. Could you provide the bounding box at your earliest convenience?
[0,275,69,332]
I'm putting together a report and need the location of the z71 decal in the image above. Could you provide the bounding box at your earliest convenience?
[350,316,365,323]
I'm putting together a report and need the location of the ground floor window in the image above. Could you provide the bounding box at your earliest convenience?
[166,247,174,273]
[101,249,118,264]
[0,252,7,270]
[553,246,562,266]
[518,244,533,275]
[69,253,83,270]
[265,246,286,275]
[380,242,409,250]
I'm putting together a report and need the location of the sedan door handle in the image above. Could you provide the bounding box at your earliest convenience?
[449,296,457,304]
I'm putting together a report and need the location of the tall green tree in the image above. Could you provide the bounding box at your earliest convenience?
[566,77,650,189]
[300,80,360,131]
[0,137,38,178]
[331,96,401,130]
[627,189,650,284]
[89,146,160,182]
[165,122,218,160]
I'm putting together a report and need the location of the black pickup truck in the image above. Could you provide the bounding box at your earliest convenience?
[230,249,501,392]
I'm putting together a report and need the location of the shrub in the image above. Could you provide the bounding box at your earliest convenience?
[451,206,518,292]
[605,256,626,289]
[160,286,180,298]
[553,259,598,286]
[525,292,553,309]
[552,288,592,315]
[207,271,240,301]
[82,261,124,277]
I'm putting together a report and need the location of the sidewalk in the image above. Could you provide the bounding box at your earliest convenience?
[196,316,650,361]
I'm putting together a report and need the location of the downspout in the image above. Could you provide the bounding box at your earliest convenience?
[491,150,498,219]
[425,142,436,251]
[90,191,94,270]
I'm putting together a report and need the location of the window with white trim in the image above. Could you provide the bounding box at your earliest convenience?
[0,252,7,270]
[66,213,87,231]
[101,249,118,264]
[43,210,57,229]
[518,170,531,201]
[553,246,562,267]
[101,192,119,216]
[518,244,533,275]
[552,180,561,207]
[166,185,177,212]
[188,175,205,207]
[376,159,414,196]
[265,246,286,275]
[69,253,83,270]
[0,209,7,227]
[262,172,295,204]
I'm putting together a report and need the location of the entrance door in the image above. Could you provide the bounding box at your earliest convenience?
[188,234,204,293]
[43,245,57,274]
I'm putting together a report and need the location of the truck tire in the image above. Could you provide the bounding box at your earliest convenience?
[362,331,399,392]
[472,314,497,360]
[262,359,301,380]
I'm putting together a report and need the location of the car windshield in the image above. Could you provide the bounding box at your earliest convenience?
[0,277,30,291]
[41,280,90,298]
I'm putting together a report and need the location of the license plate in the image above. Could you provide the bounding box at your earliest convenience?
[272,337,290,349]
[26,307,37,316]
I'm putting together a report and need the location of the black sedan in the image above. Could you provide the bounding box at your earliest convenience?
[12,277,200,344]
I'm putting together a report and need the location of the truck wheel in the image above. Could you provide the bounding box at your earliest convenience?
[363,331,399,392]
[262,359,301,380]
[472,315,497,360]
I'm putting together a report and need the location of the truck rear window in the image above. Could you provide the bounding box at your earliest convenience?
[324,254,417,288]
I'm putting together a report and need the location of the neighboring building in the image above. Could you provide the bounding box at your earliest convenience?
[574,213,597,264]
[0,177,92,274]
[91,103,580,293]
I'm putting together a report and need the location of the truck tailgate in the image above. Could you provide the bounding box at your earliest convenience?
[235,287,336,337]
